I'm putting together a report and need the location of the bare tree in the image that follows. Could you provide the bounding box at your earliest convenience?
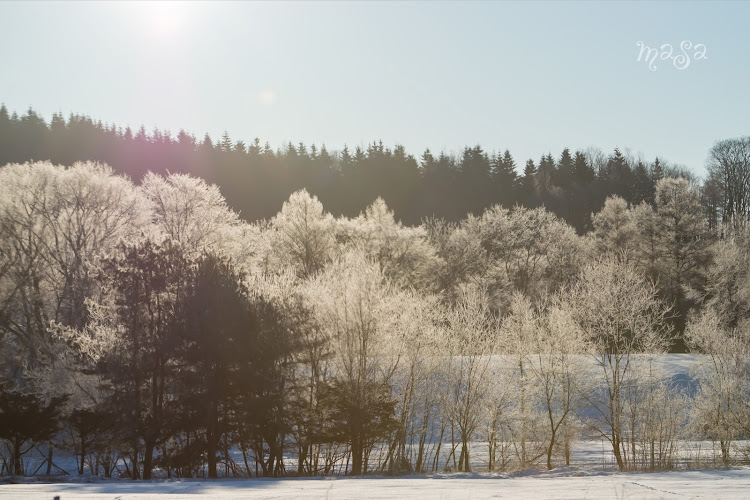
[564,258,672,471]
[439,286,499,472]
[532,303,589,470]
[499,294,547,469]
[706,137,750,230]
[686,311,750,465]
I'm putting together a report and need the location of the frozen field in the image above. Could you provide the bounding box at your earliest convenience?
[3,355,747,498]
[2,467,750,499]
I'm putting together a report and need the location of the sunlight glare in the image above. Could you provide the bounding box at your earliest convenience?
[135,1,191,42]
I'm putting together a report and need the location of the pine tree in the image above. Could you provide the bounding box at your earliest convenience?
[520,159,538,206]
[572,150,594,184]
[492,149,518,206]
[420,148,436,174]
[249,137,262,158]
[536,153,555,195]
[340,144,354,171]
[632,161,654,204]
[219,131,233,152]
[96,239,192,480]
[556,148,574,189]
[603,148,634,201]
[459,145,492,215]
[651,157,664,183]
[0,391,68,476]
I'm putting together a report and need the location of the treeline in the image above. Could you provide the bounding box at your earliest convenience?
[0,105,705,231]
[1,160,749,478]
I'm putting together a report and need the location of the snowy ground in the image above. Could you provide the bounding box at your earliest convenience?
[4,355,747,498]
[2,467,750,499]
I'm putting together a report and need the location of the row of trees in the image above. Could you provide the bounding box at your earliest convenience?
[1,158,749,478]
[0,105,716,232]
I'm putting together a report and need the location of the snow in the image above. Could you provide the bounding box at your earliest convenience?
[2,468,750,499]
[3,354,746,498]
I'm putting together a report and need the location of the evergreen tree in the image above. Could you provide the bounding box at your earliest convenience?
[179,254,294,478]
[96,239,192,480]
[632,160,654,204]
[555,148,574,189]
[572,150,595,184]
[420,148,436,175]
[492,149,518,206]
[651,157,664,183]
[459,145,492,215]
[536,153,556,196]
[520,159,538,206]
[602,148,634,201]
[0,390,68,476]
[0,104,695,232]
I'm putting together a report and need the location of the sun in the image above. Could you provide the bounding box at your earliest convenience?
[133,1,192,42]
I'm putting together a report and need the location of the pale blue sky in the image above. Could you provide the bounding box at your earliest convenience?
[1,1,748,177]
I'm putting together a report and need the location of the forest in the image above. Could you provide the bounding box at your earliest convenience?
[1,106,750,479]
[0,105,714,230]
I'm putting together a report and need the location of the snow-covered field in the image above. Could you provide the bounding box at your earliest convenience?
[3,468,750,499]
[4,355,748,498]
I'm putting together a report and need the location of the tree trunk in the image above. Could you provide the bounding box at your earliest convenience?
[13,438,22,476]
[612,434,625,471]
[415,413,428,472]
[80,438,86,474]
[351,436,363,475]
[721,440,730,466]
[546,432,555,471]
[131,445,140,479]
[46,443,53,475]
[297,443,308,476]
[143,441,154,479]
[207,401,218,478]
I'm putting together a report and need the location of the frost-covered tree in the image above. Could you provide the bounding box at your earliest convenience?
[0,162,146,388]
[693,227,750,329]
[469,205,588,307]
[630,202,661,282]
[141,172,241,257]
[622,361,685,470]
[338,198,441,292]
[496,294,588,470]
[651,177,712,346]
[302,250,403,475]
[564,258,672,471]
[423,217,487,304]
[382,291,443,473]
[269,189,335,278]
[532,303,589,469]
[440,286,500,472]
[686,311,750,465]
[499,294,547,469]
[591,195,636,258]
[686,232,750,464]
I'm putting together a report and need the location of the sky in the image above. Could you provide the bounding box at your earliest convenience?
[1,1,748,178]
